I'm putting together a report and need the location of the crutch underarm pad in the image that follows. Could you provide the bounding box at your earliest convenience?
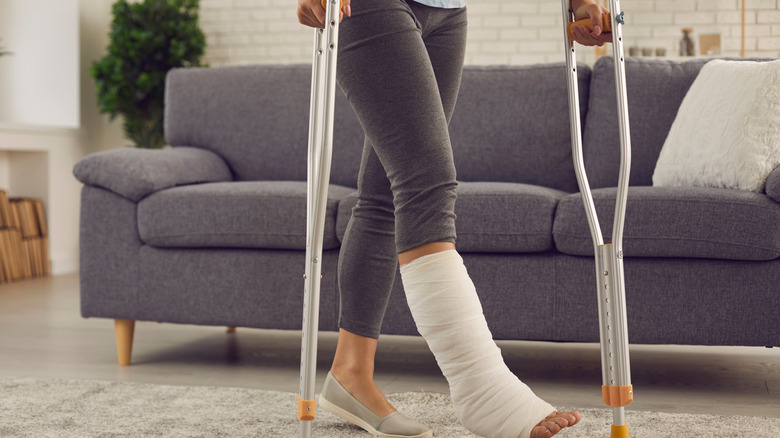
[602,385,634,407]
[567,12,612,40]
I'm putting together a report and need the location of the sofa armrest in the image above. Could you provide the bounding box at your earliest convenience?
[766,165,780,204]
[73,146,233,201]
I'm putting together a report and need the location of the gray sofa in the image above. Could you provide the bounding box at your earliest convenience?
[73,57,780,365]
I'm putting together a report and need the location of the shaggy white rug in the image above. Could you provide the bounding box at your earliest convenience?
[1,377,777,437]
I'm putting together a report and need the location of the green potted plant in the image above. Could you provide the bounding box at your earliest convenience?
[92,0,206,149]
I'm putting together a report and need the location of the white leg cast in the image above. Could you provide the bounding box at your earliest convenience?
[401,250,555,438]
[298,1,342,437]
[561,1,634,437]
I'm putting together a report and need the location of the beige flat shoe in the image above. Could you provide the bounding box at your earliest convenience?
[319,372,434,438]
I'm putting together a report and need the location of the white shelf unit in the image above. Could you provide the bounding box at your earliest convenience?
[0,0,82,276]
[0,123,83,276]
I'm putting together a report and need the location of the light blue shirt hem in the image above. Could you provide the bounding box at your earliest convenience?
[411,0,466,9]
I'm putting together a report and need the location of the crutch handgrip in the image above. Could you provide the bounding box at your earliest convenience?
[567,12,612,40]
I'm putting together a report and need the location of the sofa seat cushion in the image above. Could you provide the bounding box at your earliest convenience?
[138,181,355,250]
[336,182,568,253]
[553,186,780,261]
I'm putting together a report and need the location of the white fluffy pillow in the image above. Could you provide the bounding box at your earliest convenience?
[652,59,780,192]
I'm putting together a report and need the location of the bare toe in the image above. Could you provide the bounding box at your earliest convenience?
[530,411,582,438]
[563,410,582,427]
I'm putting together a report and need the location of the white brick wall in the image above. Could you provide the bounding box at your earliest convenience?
[199,0,780,66]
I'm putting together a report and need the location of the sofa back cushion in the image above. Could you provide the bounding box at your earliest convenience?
[450,64,590,193]
[583,57,712,189]
[165,63,590,191]
[165,65,365,188]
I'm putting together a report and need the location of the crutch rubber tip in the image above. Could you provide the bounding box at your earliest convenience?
[602,385,634,407]
[298,395,317,421]
[611,424,630,438]
[567,12,612,41]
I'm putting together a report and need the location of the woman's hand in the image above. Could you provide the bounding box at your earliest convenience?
[298,0,351,29]
[571,0,612,46]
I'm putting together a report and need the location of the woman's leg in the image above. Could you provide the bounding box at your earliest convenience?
[331,137,399,417]
[330,0,469,419]
[337,137,398,341]
[330,1,580,437]
[392,9,581,435]
[384,4,582,438]
[400,250,582,438]
[329,0,449,418]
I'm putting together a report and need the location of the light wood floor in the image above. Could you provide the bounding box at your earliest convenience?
[0,273,777,418]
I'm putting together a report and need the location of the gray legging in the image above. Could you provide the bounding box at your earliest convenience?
[336,0,468,339]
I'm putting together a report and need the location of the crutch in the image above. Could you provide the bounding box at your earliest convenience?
[298,0,341,437]
[561,1,634,437]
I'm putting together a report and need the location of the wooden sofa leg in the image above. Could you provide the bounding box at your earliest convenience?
[114,319,135,366]
[226,326,237,333]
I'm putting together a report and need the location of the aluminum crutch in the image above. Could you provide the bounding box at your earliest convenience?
[561,2,634,437]
[298,0,341,437]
